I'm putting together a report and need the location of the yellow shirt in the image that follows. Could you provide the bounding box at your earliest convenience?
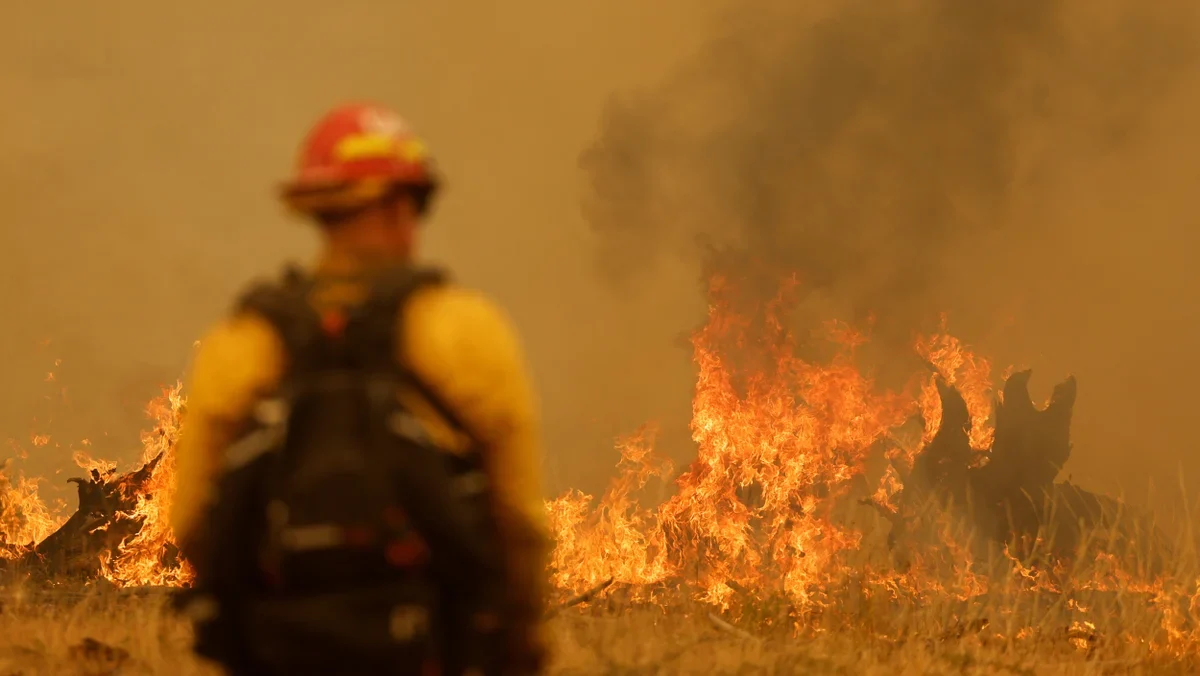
[169,258,550,628]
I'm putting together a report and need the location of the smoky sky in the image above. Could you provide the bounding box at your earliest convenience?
[1,0,1199,509]
[581,0,1197,345]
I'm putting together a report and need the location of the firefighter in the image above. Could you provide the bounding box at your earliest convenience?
[169,102,550,674]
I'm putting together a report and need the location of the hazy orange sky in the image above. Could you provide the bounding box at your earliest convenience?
[2,1,1199,511]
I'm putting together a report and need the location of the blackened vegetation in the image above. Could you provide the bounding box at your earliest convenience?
[885,371,1169,574]
[0,453,181,581]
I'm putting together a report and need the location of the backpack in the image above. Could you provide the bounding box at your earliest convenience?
[174,264,508,676]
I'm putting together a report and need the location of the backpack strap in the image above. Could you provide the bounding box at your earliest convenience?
[234,265,324,378]
[233,262,475,440]
[345,264,477,438]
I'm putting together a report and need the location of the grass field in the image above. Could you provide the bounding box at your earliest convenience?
[2,303,1192,674]
[0,590,1195,675]
[3,517,1199,676]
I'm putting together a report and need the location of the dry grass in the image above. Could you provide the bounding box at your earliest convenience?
[0,584,1193,675]
[0,589,213,676]
[550,593,1198,675]
[1,503,1198,675]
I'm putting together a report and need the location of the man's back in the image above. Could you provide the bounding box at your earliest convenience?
[170,259,550,672]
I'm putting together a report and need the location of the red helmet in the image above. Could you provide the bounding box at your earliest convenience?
[279,102,440,214]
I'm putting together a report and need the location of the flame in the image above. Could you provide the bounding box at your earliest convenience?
[0,468,65,555]
[97,382,192,586]
[914,314,995,452]
[0,382,190,584]
[548,276,915,609]
[544,274,1200,658]
[546,425,673,595]
[2,274,1200,659]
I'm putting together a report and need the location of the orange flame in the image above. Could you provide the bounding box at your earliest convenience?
[0,469,64,555]
[543,273,1194,656]
[914,314,995,452]
[548,276,916,609]
[3,275,1199,658]
[0,382,189,584]
[97,382,192,586]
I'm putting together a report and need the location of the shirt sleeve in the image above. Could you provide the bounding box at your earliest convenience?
[169,313,286,547]
[400,284,551,625]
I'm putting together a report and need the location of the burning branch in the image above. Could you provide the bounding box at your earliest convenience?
[550,577,616,616]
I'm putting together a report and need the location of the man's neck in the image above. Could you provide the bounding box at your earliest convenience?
[315,245,410,276]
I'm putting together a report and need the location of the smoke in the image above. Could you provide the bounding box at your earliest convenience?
[581,0,1198,345]
[1,0,1198,504]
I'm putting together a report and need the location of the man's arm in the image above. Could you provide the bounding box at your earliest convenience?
[400,285,551,645]
[170,314,285,549]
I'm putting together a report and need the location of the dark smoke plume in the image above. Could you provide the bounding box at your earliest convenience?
[581,0,1196,343]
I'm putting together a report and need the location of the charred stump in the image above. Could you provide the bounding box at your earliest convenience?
[894,370,1169,572]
